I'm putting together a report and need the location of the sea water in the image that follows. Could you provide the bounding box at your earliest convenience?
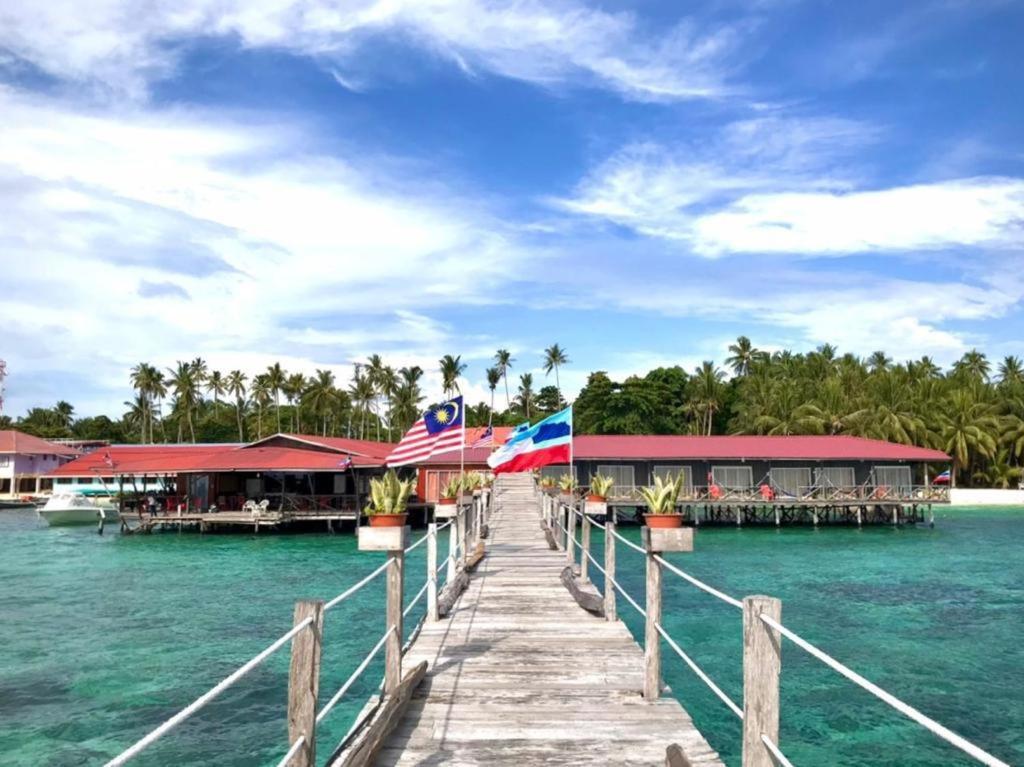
[0,508,1020,766]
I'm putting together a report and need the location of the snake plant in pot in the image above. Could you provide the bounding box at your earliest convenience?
[364,470,415,527]
[587,474,615,503]
[438,475,462,506]
[558,474,577,503]
[639,472,686,528]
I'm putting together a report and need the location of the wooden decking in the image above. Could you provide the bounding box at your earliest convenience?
[377,479,723,766]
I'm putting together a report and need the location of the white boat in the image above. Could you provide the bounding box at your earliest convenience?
[37,493,119,527]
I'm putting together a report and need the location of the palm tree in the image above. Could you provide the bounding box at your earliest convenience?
[998,355,1023,386]
[130,362,161,443]
[867,351,892,374]
[168,361,200,442]
[439,354,467,399]
[690,361,725,435]
[517,373,535,419]
[206,370,226,416]
[486,366,502,425]
[725,336,760,377]
[494,349,514,410]
[954,349,991,382]
[938,388,998,486]
[392,366,425,436]
[250,374,272,440]
[542,344,569,400]
[844,372,925,445]
[379,365,399,440]
[304,369,337,437]
[349,368,376,439]
[365,355,386,440]
[284,373,307,433]
[226,370,247,441]
[265,363,286,434]
[53,401,75,430]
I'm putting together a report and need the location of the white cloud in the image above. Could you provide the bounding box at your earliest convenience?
[556,118,1024,256]
[0,0,742,101]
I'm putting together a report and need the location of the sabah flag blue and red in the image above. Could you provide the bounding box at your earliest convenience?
[387,396,464,467]
[487,406,572,474]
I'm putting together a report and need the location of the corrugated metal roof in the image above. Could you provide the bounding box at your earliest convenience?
[571,435,949,461]
[245,433,395,458]
[0,430,80,456]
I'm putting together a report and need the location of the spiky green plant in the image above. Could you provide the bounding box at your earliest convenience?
[463,471,484,492]
[589,474,615,498]
[558,474,577,493]
[365,470,415,515]
[638,473,685,515]
[440,475,464,500]
[539,476,556,489]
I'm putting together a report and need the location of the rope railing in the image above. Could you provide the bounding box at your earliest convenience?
[103,615,315,767]
[316,626,395,725]
[274,734,306,767]
[541,490,1009,767]
[758,613,1011,767]
[325,560,390,611]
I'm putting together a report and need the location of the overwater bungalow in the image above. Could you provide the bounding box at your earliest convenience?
[0,429,80,503]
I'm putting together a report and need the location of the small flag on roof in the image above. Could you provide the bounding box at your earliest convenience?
[933,469,951,484]
[470,425,494,449]
[103,451,115,469]
[386,396,464,467]
[338,456,353,470]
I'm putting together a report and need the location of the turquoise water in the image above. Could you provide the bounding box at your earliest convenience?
[0,509,1021,766]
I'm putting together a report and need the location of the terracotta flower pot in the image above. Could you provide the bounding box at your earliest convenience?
[586,494,607,503]
[368,513,408,528]
[645,513,684,529]
[438,497,457,506]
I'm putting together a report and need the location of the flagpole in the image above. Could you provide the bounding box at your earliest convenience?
[460,399,465,480]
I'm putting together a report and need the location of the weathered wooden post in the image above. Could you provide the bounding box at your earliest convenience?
[580,512,591,583]
[642,526,694,700]
[604,520,617,621]
[358,525,409,694]
[433,502,459,582]
[287,599,325,767]
[566,503,576,568]
[741,595,782,767]
[427,522,439,622]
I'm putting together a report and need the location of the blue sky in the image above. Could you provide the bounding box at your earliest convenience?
[1,0,1022,417]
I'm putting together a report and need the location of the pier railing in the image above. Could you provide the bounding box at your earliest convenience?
[539,493,1009,767]
[103,491,492,767]
[574,483,950,505]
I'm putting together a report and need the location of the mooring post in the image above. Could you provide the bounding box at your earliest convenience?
[287,599,324,767]
[741,595,782,767]
[604,520,617,621]
[580,511,591,583]
[427,522,439,622]
[642,526,694,700]
[462,502,473,566]
[357,525,409,695]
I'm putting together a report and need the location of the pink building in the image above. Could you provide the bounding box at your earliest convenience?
[0,430,80,497]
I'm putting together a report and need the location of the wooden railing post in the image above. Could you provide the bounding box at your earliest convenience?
[385,547,405,695]
[741,595,782,767]
[580,512,591,583]
[642,527,694,701]
[566,503,576,567]
[447,513,457,582]
[287,599,324,767]
[427,523,439,622]
[604,521,617,621]
[462,503,472,566]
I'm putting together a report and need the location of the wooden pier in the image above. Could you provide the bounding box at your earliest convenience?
[374,476,722,765]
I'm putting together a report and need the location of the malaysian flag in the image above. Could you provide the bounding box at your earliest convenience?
[470,425,494,449]
[386,396,464,467]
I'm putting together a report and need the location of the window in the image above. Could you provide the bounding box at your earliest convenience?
[711,466,753,489]
[872,465,911,492]
[653,465,693,493]
[815,467,855,489]
[770,468,811,498]
[539,465,575,483]
[596,465,635,496]
[0,456,8,467]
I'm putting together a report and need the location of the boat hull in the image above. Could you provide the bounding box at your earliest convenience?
[38,507,119,527]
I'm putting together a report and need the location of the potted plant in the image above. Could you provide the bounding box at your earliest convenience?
[539,476,557,495]
[364,470,414,528]
[438,475,462,506]
[464,471,484,496]
[585,474,614,516]
[558,474,577,504]
[639,472,686,528]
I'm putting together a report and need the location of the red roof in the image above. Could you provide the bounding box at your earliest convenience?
[48,444,235,476]
[191,447,381,472]
[0,430,80,456]
[572,435,949,462]
[245,433,395,458]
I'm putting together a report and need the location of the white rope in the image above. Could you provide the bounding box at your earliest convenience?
[404,530,430,554]
[610,527,647,556]
[324,560,389,611]
[403,581,429,618]
[653,554,743,610]
[582,547,646,618]
[435,520,453,532]
[104,616,314,767]
[316,627,395,724]
[274,735,305,767]
[759,614,1011,767]
[761,734,796,767]
[654,622,743,720]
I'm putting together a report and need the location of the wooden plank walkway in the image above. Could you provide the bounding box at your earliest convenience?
[377,477,723,766]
